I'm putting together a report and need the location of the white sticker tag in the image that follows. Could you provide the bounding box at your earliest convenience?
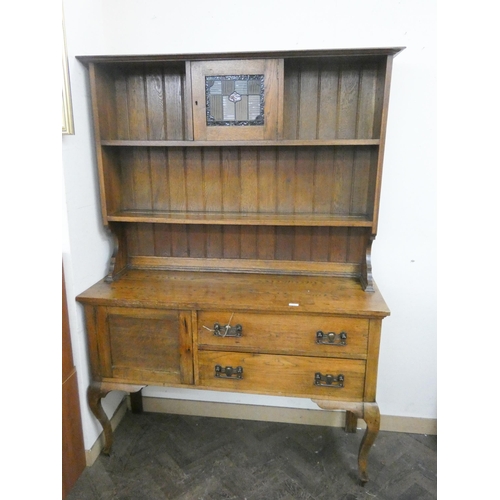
[288,303,299,307]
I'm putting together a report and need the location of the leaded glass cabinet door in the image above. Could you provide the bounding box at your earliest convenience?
[191,59,283,141]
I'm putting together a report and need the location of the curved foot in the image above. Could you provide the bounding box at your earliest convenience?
[358,402,380,484]
[87,383,114,455]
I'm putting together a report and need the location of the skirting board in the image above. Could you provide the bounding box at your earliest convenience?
[86,395,436,466]
[139,396,437,435]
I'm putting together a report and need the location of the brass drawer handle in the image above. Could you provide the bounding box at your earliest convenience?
[316,331,347,346]
[314,372,344,388]
[213,323,243,337]
[215,364,243,379]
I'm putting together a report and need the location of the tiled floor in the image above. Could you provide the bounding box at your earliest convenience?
[67,411,437,499]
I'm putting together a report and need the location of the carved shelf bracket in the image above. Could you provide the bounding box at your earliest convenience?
[360,235,375,292]
[104,224,127,283]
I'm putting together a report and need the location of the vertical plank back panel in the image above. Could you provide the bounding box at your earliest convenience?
[131,148,152,210]
[337,64,360,140]
[350,148,373,216]
[329,227,349,262]
[222,226,241,259]
[318,66,340,140]
[135,223,155,255]
[356,63,378,139]
[171,224,189,257]
[127,67,149,140]
[347,227,368,263]
[275,227,295,260]
[119,149,136,211]
[101,147,121,216]
[111,145,377,218]
[283,57,386,140]
[256,227,276,260]
[114,68,131,139]
[187,225,207,258]
[310,227,331,262]
[206,224,223,258]
[240,226,258,259]
[298,62,319,140]
[240,148,259,213]
[185,148,204,212]
[203,148,223,212]
[283,62,300,139]
[92,66,117,139]
[314,148,335,214]
[258,148,277,212]
[149,148,169,211]
[332,148,354,215]
[97,62,188,140]
[164,67,186,140]
[125,223,368,268]
[167,149,187,211]
[145,67,166,140]
[153,223,172,257]
[293,227,312,261]
[276,148,296,214]
[294,148,315,214]
[221,148,240,212]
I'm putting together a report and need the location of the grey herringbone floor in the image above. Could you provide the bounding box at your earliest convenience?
[66,411,436,500]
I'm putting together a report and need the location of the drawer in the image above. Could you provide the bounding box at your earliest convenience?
[198,311,368,358]
[197,351,365,401]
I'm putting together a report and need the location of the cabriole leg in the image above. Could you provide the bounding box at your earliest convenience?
[87,383,113,455]
[358,402,380,484]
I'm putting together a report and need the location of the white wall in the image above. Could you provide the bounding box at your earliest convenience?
[62,0,437,450]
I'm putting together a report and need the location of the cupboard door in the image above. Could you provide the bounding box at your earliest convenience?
[191,59,283,141]
[97,307,193,385]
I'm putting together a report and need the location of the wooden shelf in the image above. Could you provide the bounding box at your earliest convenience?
[101,139,380,148]
[107,210,373,227]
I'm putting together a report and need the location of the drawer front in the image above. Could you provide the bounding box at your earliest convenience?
[197,351,365,401]
[98,307,193,385]
[198,311,368,358]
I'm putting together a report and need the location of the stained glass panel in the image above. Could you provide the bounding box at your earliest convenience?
[206,75,264,126]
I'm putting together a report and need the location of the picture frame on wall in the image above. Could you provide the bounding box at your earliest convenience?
[62,11,74,135]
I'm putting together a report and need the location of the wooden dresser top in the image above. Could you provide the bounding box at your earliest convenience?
[77,270,390,318]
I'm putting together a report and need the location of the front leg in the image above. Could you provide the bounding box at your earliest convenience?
[87,383,114,455]
[87,382,147,455]
[358,402,380,484]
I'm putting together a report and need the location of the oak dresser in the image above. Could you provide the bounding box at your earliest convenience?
[76,47,403,483]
